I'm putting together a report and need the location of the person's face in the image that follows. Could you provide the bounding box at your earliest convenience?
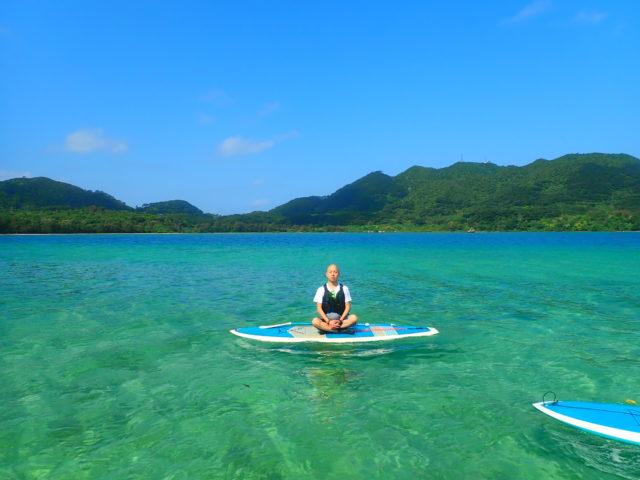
[326,266,340,283]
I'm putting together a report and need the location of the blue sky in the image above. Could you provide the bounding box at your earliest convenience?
[1,1,638,214]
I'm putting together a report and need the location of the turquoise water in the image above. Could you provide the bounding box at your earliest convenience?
[1,233,639,479]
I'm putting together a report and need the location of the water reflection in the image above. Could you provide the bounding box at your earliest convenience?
[235,340,444,358]
[299,365,361,399]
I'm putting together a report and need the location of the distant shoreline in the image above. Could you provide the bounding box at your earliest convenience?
[4,230,639,236]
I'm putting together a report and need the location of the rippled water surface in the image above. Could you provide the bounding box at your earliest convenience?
[2,233,639,479]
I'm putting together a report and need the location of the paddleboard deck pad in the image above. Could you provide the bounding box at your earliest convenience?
[533,400,640,445]
[230,322,439,343]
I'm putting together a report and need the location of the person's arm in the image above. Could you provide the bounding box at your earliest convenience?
[316,302,330,323]
[339,301,351,322]
[317,303,343,329]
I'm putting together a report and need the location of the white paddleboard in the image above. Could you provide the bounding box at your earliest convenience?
[533,400,640,445]
[230,322,439,343]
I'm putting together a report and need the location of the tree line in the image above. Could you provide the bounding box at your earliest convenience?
[1,205,637,234]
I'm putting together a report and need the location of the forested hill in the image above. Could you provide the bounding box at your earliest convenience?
[0,177,132,211]
[1,153,639,233]
[136,200,203,215]
[270,153,640,230]
[0,177,202,214]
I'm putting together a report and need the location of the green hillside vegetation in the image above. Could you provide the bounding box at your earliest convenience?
[0,208,289,234]
[1,153,639,233]
[271,171,407,225]
[268,153,640,231]
[137,200,203,215]
[0,177,131,211]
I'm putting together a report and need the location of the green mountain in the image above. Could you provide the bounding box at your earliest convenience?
[0,177,132,211]
[0,177,204,215]
[269,153,640,230]
[271,171,406,224]
[137,200,203,215]
[1,153,638,233]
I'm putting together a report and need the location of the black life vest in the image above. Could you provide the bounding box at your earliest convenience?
[322,283,345,315]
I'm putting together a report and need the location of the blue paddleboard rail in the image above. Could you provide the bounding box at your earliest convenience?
[533,400,640,446]
[230,322,439,343]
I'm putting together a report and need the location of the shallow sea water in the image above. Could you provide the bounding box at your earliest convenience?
[1,232,639,479]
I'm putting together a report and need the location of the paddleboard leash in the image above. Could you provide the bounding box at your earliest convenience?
[542,391,558,405]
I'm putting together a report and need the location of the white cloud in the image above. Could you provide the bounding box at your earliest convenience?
[274,130,299,142]
[259,102,280,117]
[249,198,271,208]
[198,113,214,124]
[201,89,233,105]
[502,1,551,24]
[217,136,275,156]
[573,10,607,24]
[63,128,128,154]
[0,169,31,181]
[217,130,298,157]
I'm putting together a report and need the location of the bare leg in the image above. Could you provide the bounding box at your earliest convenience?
[341,314,358,329]
[313,315,358,332]
[312,317,337,333]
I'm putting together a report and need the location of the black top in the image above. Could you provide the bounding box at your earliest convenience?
[322,283,345,315]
